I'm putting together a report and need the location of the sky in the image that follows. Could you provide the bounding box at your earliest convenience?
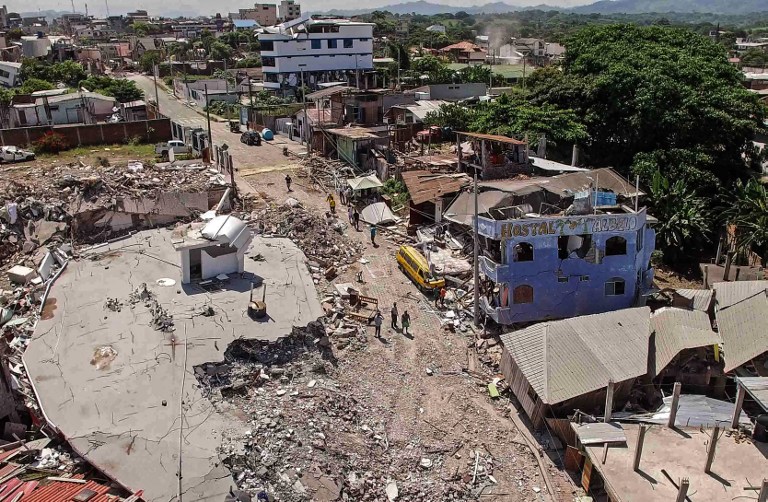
[14,0,594,19]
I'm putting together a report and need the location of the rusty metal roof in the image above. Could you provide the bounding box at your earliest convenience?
[456,131,526,145]
[21,478,115,502]
[649,308,721,377]
[401,170,470,205]
[500,307,650,405]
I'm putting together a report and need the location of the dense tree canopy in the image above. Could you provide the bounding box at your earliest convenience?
[20,59,87,88]
[528,25,766,193]
[79,75,143,103]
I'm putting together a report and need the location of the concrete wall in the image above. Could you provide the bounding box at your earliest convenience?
[0,118,172,147]
[201,247,239,280]
[479,209,656,324]
[424,83,487,101]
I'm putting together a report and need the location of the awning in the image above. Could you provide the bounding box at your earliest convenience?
[347,174,383,191]
[360,202,398,225]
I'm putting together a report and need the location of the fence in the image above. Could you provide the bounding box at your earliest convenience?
[0,118,172,148]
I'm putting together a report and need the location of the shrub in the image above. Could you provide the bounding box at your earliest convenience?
[33,132,69,154]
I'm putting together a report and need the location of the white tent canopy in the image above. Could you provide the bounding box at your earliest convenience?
[347,174,383,191]
[360,202,399,225]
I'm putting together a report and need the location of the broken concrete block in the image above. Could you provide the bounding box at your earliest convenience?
[7,265,35,284]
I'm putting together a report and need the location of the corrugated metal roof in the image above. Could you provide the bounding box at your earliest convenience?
[572,422,626,445]
[457,131,526,145]
[443,190,509,226]
[392,100,447,121]
[530,156,589,173]
[649,308,720,376]
[543,167,643,198]
[674,288,713,312]
[401,170,470,205]
[713,280,768,308]
[500,307,650,405]
[616,394,751,428]
[22,478,114,502]
[737,377,768,413]
[305,85,351,101]
[715,289,768,372]
[202,215,251,250]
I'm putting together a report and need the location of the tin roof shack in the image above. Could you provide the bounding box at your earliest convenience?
[172,215,253,284]
[576,423,768,502]
[456,132,529,180]
[648,308,723,387]
[400,170,470,226]
[23,230,324,501]
[499,307,651,428]
[306,87,415,128]
[712,280,768,374]
[476,192,655,325]
[323,126,388,168]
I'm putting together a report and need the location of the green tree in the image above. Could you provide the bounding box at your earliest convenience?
[132,22,150,36]
[80,75,143,102]
[725,178,768,264]
[52,60,87,87]
[423,103,473,131]
[209,41,234,61]
[647,171,713,264]
[19,78,54,93]
[139,52,163,74]
[529,25,766,190]
[740,47,768,67]
[235,56,261,68]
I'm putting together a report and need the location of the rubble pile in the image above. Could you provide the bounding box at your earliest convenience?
[127,283,174,332]
[254,201,365,284]
[300,157,355,192]
[203,321,475,502]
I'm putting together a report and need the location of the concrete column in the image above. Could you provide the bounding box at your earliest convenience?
[732,383,746,429]
[668,382,682,428]
[758,479,767,502]
[705,425,720,473]
[604,380,615,423]
[676,478,690,502]
[100,124,105,143]
[76,126,81,146]
[633,425,647,472]
[180,249,190,284]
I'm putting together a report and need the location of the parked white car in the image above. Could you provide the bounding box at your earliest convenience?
[155,140,189,158]
[0,146,35,163]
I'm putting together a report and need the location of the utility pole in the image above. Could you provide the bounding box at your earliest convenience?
[204,84,213,154]
[248,75,254,131]
[473,143,480,326]
[153,64,160,116]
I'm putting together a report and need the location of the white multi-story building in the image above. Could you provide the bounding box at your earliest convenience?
[259,17,373,93]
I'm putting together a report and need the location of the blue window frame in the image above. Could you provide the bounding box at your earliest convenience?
[311,39,321,49]
[328,39,337,49]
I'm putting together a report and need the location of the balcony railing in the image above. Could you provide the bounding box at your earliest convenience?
[479,255,508,283]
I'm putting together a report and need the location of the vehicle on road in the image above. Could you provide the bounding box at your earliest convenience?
[396,245,445,292]
[155,140,189,158]
[0,146,35,163]
[229,121,240,133]
[240,131,261,146]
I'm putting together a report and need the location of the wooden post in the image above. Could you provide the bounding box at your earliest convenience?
[723,253,732,281]
[602,443,609,464]
[668,382,682,428]
[705,425,719,473]
[633,425,647,472]
[731,383,746,429]
[676,478,690,502]
[757,479,768,502]
[604,380,615,423]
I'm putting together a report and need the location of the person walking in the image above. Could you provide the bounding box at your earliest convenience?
[345,186,353,205]
[285,174,292,192]
[347,204,353,223]
[390,302,398,329]
[353,208,360,231]
[401,310,411,336]
[373,310,383,338]
[338,185,346,205]
[326,194,336,214]
[370,224,377,245]
[439,286,447,307]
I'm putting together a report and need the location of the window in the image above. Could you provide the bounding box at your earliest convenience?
[261,40,274,51]
[513,285,534,304]
[328,39,337,49]
[605,236,627,256]
[311,39,321,49]
[0,69,9,78]
[558,234,592,259]
[513,242,534,262]
[557,276,569,283]
[343,39,353,49]
[604,278,626,296]
[636,228,644,252]
[579,275,590,282]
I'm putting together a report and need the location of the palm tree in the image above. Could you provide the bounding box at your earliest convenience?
[648,171,713,265]
[725,178,768,265]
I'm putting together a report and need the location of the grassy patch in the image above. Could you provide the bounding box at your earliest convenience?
[36,143,158,163]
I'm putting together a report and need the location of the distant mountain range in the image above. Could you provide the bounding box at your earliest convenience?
[323,0,768,17]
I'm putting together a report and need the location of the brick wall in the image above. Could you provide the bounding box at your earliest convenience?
[0,118,172,148]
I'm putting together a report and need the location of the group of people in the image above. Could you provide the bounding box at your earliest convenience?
[373,302,411,337]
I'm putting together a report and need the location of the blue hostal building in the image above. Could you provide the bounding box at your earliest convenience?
[476,207,656,325]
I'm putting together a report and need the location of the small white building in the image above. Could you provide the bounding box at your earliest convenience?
[0,61,21,88]
[173,215,253,284]
[426,24,446,34]
[11,91,117,127]
[258,16,373,92]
